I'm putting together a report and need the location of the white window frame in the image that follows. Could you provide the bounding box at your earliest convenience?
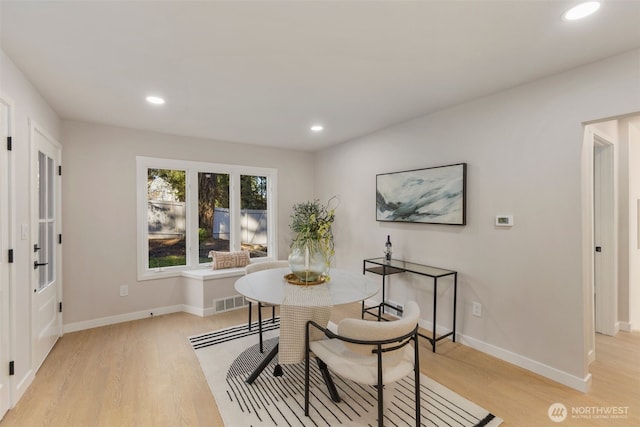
[136,156,278,280]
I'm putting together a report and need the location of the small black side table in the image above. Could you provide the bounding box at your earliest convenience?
[362,257,458,352]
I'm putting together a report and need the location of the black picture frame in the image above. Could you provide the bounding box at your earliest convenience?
[376,163,466,225]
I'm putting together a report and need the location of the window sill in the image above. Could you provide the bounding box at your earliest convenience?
[181,267,245,280]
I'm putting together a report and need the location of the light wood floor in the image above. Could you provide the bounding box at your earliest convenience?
[1,304,638,427]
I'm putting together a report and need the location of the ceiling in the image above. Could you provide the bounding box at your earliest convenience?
[2,1,640,151]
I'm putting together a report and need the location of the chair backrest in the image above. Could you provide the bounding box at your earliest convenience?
[337,301,420,356]
[245,260,289,275]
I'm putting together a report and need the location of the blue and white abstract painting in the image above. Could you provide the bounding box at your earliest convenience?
[376,163,466,225]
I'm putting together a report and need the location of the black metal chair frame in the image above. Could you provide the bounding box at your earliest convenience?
[304,318,420,427]
[247,300,276,353]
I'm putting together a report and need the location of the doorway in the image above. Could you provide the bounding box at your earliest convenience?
[593,133,617,336]
[30,121,62,373]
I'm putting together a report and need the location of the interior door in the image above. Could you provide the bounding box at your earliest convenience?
[0,97,12,420]
[30,122,62,372]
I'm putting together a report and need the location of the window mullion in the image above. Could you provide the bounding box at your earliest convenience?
[229,173,241,252]
[187,168,199,267]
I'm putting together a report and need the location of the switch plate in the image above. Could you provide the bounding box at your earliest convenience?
[472,301,482,317]
[120,285,128,297]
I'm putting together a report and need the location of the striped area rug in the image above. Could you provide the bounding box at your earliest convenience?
[189,320,502,427]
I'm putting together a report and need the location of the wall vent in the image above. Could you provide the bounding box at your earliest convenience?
[213,294,249,313]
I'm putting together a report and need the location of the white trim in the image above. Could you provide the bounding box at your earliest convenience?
[618,321,632,332]
[63,304,185,333]
[0,93,16,414]
[181,267,246,280]
[458,333,592,392]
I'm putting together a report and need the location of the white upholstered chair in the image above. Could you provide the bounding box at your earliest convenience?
[244,260,289,353]
[304,301,421,427]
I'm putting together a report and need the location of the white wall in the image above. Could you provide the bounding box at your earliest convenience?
[61,120,315,325]
[315,49,640,391]
[0,50,61,403]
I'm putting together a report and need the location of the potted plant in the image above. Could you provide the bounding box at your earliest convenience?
[288,197,337,282]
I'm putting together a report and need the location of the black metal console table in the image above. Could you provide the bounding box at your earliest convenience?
[362,257,458,352]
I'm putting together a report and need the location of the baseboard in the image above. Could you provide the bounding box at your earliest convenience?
[12,368,35,408]
[458,333,592,392]
[63,303,243,333]
[63,305,185,333]
[618,321,632,332]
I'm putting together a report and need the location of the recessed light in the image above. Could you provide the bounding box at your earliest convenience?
[310,125,324,132]
[146,95,165,105]
[563,1,601,21]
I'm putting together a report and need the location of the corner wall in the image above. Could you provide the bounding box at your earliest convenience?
[315,49,640,390]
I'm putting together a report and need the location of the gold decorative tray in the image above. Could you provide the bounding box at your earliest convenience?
[284,273,326,286]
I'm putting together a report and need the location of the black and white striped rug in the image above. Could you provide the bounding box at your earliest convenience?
[189,320,502,427]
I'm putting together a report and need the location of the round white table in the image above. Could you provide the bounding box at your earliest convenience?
[234,267,380,384]
[234,267,380,306]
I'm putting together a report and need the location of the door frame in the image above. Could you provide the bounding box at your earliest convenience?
[29,119,63,372]
[581,124,618,371]
[593,134,618,337]
[0,93,16,419]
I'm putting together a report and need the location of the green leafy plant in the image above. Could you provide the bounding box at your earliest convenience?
[289,196,337,269]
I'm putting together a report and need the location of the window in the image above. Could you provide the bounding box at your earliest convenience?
[137,157,277,279]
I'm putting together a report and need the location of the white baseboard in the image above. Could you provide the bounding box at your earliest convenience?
[63,304,185,333]
[458,333,592,392]
[63,303,240,334]
[618,321,632,332]
[11,368,35,408]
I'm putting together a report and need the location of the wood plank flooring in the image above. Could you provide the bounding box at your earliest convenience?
[0,304,638,426]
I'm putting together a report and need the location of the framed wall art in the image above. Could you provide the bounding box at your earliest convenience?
[376,163,466,225]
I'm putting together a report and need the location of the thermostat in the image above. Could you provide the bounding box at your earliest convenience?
[495,215,513,227]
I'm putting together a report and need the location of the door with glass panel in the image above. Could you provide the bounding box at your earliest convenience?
[30,122,62,372]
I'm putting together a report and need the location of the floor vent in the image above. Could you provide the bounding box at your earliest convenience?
[386,300,404,318]
[213,295,248,313]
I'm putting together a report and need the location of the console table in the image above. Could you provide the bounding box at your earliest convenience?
[362,257,457,352]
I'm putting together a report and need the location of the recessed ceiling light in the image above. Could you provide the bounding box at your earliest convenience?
[310,125,324,132]
[563,1,601,21]
[146,95,165,105]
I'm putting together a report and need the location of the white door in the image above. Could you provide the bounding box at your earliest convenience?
[0,98,12,420]
[30,121,62,372]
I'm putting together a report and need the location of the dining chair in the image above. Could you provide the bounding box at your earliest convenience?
[244,260,289,353]
[304,300,421,427]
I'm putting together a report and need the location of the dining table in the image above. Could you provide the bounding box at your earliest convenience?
[234,267,380,384]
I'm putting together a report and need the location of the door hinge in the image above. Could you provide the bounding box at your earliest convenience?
[58,165,62,176]
[59,302,63,313]
[6,136,12,151]
[8,249,14,263]
[9,361,15,376]
[58,233,62,244]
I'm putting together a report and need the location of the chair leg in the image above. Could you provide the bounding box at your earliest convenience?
[414,334,421,427]
[316,358,341,402]
[304,343,310,416]
[377,347,384,427]
[258,302,264,353]
[247,302,253,331]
